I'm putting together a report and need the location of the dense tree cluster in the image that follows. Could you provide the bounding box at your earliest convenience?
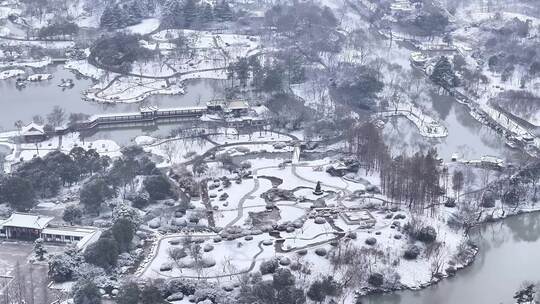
[0,148,109,211]
[265,2,342,55]
[266,93,312,130]
[89,33,153,73]
[238,268,306,304]
[380,149,442,213]
[412,12,449,36]
[162,0,234,29]
[78,146,173,214]
[38,21,79,39]
[227,54,305,92]
[330,64,384,111]
[346,122,388,174]
[100,0,154,30]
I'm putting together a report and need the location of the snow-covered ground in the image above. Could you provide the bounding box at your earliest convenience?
[3,132,121,173]
[125,18,160,35]
[65,60,106,79]
[85,76,185,104]
[0,57,52,69]
[0,69,24,79]
[138,156,469,296]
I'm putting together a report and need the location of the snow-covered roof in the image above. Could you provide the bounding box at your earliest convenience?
[227,100,249,110]
[0,213,53,230]
[42,226,98,238]
[21,122,45,136]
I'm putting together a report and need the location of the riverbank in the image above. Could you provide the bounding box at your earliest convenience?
[358,243,478,297]
[362,209,540,304]
[359,191,540,303]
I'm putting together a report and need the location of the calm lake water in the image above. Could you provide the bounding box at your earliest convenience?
[383,93,516,162]
[0,64,225,130]
[363,212,540,304]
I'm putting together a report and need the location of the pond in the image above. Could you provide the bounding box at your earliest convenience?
[383,93,517,162]
[362,212,540,304]
[0,63,226,130]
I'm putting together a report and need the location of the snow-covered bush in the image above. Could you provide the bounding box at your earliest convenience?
[201,257,216,268]
[315,248,327,256]
[365,237,377,246]
[160,263,173,271]
[168,247,187,262]
[444,197,456,208]
[403,245,421,260]
[314,217,326,224]
[167,292,184,301]
[297,249,308,256]
[112,202,142,227]
[74,262,106,281]
[259,258,279,275]
[165,278,197,296]
[194,287,227,303]
[279,257,291,266]
[367,272,384,287]
[416,226,437,243]
[48,253,76,282]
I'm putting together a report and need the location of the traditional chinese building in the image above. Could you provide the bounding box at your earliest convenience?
[0,213,100,248]
[20,122,46,142]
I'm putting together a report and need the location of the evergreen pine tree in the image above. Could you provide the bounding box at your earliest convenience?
[34,238,47,261]
[430,56,456,88]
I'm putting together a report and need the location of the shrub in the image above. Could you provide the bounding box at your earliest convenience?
[480,190,497,208]
[416,226,437,243]
[72,280,101,304]
[201,257,216,268]
[143,175,173,200]
[365,237,377,246]
[444,197,456,208]
[168,247,187,262]
[403,245,420,260]
[48,254,75,282]
[347,232,357,239]
[164,278,196,296]
[84,237,119,269]
[315,248,327,256]
[259,258,279,275]
[279,257,291,266]
[367,273,384,287]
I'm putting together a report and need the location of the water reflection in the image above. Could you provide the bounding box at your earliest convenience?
[383,93,514,161]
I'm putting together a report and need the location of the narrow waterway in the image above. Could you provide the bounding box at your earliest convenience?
[363,212,540,304]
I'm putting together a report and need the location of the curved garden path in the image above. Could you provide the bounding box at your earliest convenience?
[137,138,374,280]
